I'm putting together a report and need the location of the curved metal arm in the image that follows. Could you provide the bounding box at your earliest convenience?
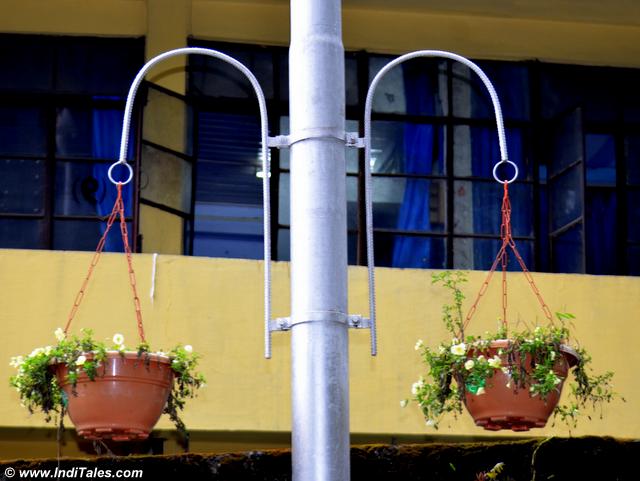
[110,47,274,358]
[362,50,512,355]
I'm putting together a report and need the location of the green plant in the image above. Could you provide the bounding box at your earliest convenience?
[9,328,205,437]
[403,271,619,429]
[475,462,505,481]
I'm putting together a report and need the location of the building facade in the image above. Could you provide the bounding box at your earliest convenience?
[0,0,639,459]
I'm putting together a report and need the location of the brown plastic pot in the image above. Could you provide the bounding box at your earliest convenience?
[461,339,579,432]
[54,351,173,441]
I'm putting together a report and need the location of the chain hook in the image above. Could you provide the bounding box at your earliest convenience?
[492,159,519,184]
[107,161,134,186]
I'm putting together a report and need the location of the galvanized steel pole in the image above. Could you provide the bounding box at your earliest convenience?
[289,0,350,480]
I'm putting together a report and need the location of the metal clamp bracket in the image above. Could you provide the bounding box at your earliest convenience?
[268,314,373,334]
[267,132,364,149]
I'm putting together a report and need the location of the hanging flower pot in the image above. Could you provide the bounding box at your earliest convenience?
[461,339,579,431]
[9,184,205,442]
[406,273,617,431]
[54,351,173,441]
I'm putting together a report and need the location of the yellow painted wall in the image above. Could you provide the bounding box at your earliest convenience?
[1,0,639,68]
[139,205,183,254]
[0,250,637,459]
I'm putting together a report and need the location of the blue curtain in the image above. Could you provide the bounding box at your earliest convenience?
[391,63,444,267]
[92,108,132,251]
[470,127,532,269]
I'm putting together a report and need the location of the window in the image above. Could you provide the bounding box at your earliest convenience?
[0,35,144,251]
[186,40,640,276]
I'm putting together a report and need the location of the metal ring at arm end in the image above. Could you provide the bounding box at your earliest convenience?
[492,159,519,184]
[108,162,134,185]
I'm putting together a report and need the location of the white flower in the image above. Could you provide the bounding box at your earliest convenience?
[117,344,126,352]
[184,345,193,353]
[501,367,510,374]
[477,355,486,362]
[411,380,424,395]
[29,347,45,358]
[172,359,180,364]
[488,355,502,368]
[76,355,87,366]
[450,343,467,356]
[425,419,435,427]
[476,387,486,395]
[54,328,65,342]
[438,345,446,354]
[464,359,475,370]
[414,339,424,351]
[400,399,408,408]
[44,346,52,356]
[534,326,542,335]
[9,356,24,368]
[553,375,562,385]
[112,333,125,346]
[550,351,556,360]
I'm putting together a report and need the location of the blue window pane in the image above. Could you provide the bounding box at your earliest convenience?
[197,112,262,204]
[452,61,530,121]
[53,220,132,252]
[0,34,54,91]
[540,65,618,122]
[374,233,446,269]
[552,223,584,273]
[55,162,133,217]
[371,121,445,175]
[0,219,46,249]
[369,56,447,116]
[454,126,529,180]
[625,135,640,186]
[538,185,550,272]
[628,190,640,243]
[194,111,265,259]
[586,189,617,274]
[0,107,46,156]
[628,244,640,275]
[586,134,616,186]
[189,44,274,99]
[193,203,263,259]
[550,167,583,232]
[345,55,359,107]
[454,181,533,237]
[372,177,446,233]
[277,228,290,261]
[56,107,125,160]
[453,238,534,271]
[56,39,144,95]
[0,159,45,214]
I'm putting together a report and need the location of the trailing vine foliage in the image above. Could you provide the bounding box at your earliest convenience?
[9,328,205,438]
[403,271,620,429]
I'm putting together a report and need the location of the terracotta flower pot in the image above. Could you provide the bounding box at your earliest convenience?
[54,351,173,441]
[462,339,579,432]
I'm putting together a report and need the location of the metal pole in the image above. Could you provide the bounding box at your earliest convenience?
[289,0,349,479]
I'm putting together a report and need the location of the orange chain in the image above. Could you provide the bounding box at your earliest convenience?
[461,182,553,337]
[64,184,146,343]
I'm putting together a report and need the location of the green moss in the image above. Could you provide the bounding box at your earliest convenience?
[1,437,637,480]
